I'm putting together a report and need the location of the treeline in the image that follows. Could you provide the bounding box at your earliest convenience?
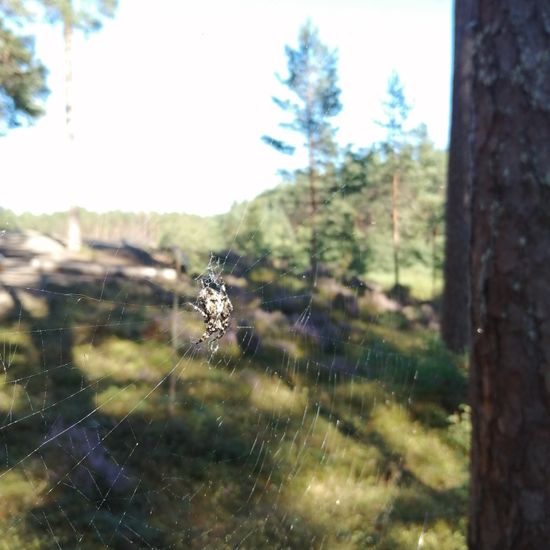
[0,208,224,272]
[1,126,445,290]
[224,125,445,289]
[229,22,447,296]
[1,16,446,295]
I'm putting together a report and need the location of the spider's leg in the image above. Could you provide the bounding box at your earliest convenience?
[187,302,207,318]
[193,331,209,345]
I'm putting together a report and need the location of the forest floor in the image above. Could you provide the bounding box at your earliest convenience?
[0,249,469,549]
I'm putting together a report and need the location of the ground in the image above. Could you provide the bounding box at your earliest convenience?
[0,244,468,549]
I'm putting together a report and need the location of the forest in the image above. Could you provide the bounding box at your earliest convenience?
[1,1,549,549]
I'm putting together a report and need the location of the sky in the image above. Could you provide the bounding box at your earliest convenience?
[1,0,453,217]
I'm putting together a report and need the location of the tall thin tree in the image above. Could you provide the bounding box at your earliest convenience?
[263,20,342,287]
[468,1,550,547]
[441,0,475,353]
[40,0,118,251]
[378,72,410,289]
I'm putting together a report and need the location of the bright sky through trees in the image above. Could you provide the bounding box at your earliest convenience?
[1,0,451,216]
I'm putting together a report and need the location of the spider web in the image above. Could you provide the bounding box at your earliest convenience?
[0,214,467,549]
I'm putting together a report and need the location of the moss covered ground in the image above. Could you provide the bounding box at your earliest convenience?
[0,264,468,549]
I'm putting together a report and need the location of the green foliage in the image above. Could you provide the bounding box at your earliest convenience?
[379,71,411,154]
[263,21,343,279]
[0,259,468,549]
[224,195,309,270]
[39,0,117,31]
[446,404,472,454]
[317,195,366,277]
[0,208,223,274]
[222,133,446,288]
[0,15,47,130]
[263,20,342,165]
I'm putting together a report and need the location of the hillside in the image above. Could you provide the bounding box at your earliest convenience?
[0,239,468,549]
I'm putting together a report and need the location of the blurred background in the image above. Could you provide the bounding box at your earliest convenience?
[1,1,469,548]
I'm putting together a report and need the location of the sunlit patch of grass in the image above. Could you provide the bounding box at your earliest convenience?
[185,372,244,406]
[332,379,387,418]
[245,369,306,415]
[0,325,35,373]
[343,323,465,411]
[364,322,427,353]
[0,325,30,347]
[76,337,172,382]
[380,519,467,550]
[0,469,47,520]
[94,382,159,417]
[249,266,306,293]
[372,403,468,490]
[367,266,442,301]
[0,260,468,549]
[0,521,47,550]
[0,374,25,414]
[268,381,467,548]
[286,471,396,543]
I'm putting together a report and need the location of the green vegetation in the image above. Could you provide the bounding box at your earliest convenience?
[0,126,445,292]
[0,14,461,548]
[0,2,48,131]
[0,260,468,549]
[262,20,342,281]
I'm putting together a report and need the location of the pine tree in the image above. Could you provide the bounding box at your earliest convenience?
[378,72,411,289]
[441,0,475,353]
[0,3,47,131]
[263,20,342,286]
[39,0,117,141]
[39,0,118,251]
[468,1,550,546]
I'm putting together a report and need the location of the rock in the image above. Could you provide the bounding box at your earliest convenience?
[0,230,64,259]
[419,303,439,330]
[332,292,359,318]
[366,290,400,313]
[388,283,412,305]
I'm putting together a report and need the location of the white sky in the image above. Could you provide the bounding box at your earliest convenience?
[0,0,452,216]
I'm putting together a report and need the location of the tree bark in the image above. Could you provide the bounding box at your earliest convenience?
[391,170,400,288]
[441,0,476,353]
[468,1,550,547]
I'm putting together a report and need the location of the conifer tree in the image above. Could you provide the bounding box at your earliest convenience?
[0,2,47,131]
[263,20,342,286]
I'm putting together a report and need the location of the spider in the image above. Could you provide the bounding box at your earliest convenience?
[188,267,233,349]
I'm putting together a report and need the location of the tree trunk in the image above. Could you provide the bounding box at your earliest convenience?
[391,170,400,287]
[63,16,74,143]
[468,2,550,547]
[441,0,475,353]
[67,207,81,252]
[63,13,82,251]
[431,222,437,300]
[308,131,318,289]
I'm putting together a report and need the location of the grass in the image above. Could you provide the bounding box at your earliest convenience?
[0,268,468,549]
[367,265,442,301]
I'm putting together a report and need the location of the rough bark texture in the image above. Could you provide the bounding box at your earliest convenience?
[468,1,550,547]
[441,0,476,353]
